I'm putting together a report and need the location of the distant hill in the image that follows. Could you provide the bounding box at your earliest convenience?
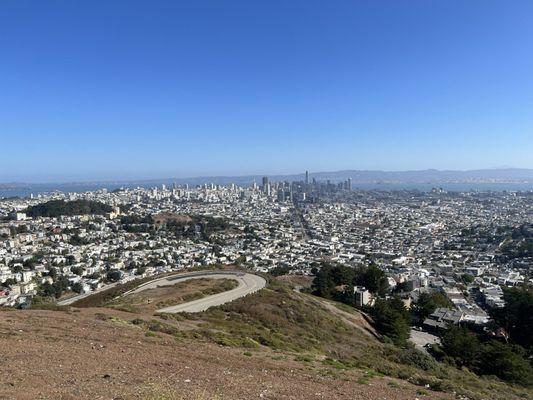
[302,168,533,183]
[24,199,112,218]
[246,168,533,185]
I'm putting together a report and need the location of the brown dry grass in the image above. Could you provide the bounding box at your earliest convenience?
[107,278,238,314]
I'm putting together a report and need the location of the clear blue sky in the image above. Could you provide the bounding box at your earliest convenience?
[1,1,532,182]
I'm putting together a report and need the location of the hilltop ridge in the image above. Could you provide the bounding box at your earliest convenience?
[1,277,530,400]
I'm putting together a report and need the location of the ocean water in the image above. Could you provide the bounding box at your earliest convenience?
[0,183,139,199]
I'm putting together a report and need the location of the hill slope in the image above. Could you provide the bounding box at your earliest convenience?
[0,279,530,400]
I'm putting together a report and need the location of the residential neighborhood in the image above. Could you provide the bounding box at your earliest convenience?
[1,181,530,326]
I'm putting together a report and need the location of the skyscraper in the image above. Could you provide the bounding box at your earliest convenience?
[262,176,269,195]
[305,170,309,185]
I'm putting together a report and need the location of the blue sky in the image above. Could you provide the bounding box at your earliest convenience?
[1,1,532,182]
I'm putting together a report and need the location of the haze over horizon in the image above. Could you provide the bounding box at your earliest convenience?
[2,1,533,182]
[2,167,533,187]
[0,167,531,185]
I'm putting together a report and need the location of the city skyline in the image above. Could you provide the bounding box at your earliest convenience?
[2,1,533,181]
[2,166,533,186]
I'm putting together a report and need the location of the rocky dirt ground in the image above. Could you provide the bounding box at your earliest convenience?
[0,308,452,400]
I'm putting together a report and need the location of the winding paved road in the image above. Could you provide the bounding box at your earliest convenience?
[150,271,266,313]
[60,270,267,312]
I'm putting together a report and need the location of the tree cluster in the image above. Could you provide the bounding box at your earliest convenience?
[412,291,453,321]
[370,297,411,346]
[165,215,229,241]
[311,262,389,300]
[39,276,70,298]
[25,200,113,218]
[311,262,414,345]
[436,325,533,387]
[119,213,229,242]
[490,286,533,350]
[120,214,154,233]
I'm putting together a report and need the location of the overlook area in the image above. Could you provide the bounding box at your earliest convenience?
[1,272,531,400]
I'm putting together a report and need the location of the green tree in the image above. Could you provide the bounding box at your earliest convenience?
[358,264,389,295]
[2,278,17,287]
[106,270,122,282]
[311,264,336,298]
[413,292,453,321]
[71,282,84,294]
[338,284,356,306]
[331,264,355,286]
[491,287,533,350]
[371,298,410,346]
[48,267,58,279]
[269,266,291,277]
[25,199,112,218]
[460,274,475,284]
[70,266,84,276]
[39,276,70,298]
[477,341,533,387]
[86,272,101,280]
[22,257,36,269]
[440,325,480,367]
[135,266,146,276]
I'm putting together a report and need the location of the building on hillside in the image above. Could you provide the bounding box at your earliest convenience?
[423,307,463,333]
[353,286,371,307]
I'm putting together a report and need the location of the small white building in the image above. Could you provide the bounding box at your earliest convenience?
[354,286,371,307]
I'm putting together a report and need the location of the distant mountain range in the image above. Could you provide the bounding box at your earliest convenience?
[1,168,533,192]
[297,168,533,184]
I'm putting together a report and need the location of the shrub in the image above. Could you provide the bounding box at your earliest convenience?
[28,296,70,312]
[398,348,438,372]
[147,320,179,335]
